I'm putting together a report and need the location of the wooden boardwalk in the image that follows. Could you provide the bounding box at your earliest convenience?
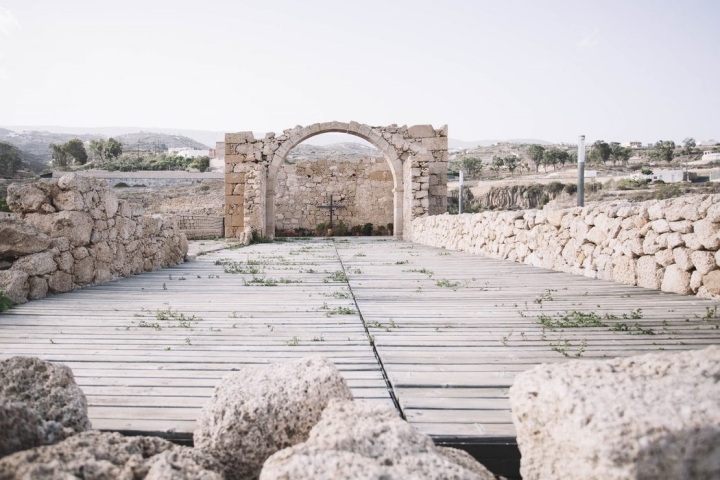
[1,238,719,445]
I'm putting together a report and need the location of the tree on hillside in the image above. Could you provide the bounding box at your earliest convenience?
[50,143,69,167]
[610,143,632,166]
[503,155,519,176]
[0,142,22,177]
[651,140,676,163]
[682,137,696,156]
[491,156,504,177]
[64,138,88,165]
[527,145,545,172]
[568,150,578,165]
[89,139,106,162]
[542,148,569,171]
[591,141,611,165]
[456,157,484,179]
[105,138,123,160]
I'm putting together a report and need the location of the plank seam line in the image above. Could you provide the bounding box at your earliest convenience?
[333,240,406,420]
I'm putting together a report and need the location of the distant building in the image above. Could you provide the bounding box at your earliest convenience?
[702,151,720,162]
[699,139,719,147]
[634,169,685,183]
[168,148,210,158]
[621,141,643,149]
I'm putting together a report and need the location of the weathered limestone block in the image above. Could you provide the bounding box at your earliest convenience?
[693,219,720,250]
[0,214,52,259]
[0,269,29,304]
[24,210,94,247]
[194,356,353,480]
[612,255,636,285]
[0,431,222,479]
[636,256,662,290]
[0,357,91,453]
[702,270,720,296]
[260,399,495,480]
[672,247,693,271]
[661,264,692,295]
[690,250,717,276]
[11,251,57,277]
[510,346,720,480]
[6,183,53,213]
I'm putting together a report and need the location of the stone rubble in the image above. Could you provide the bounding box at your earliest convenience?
[412,194,720,299]
[0,173,188,304]
[509,345,720,480]
[193,356,354,480]
[260,399,496,480]
[0,356,91,457]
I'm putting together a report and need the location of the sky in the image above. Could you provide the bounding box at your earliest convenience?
[0,0,718,144]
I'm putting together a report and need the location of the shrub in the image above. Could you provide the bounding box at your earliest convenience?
[350,225,362,235]
[362,223,374,236]
[335,220,349,236]
[546,181,565,195]
[563,183,578,195]
[114,182,130,188]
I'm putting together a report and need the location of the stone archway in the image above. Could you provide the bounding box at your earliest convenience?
[223,121,448,242]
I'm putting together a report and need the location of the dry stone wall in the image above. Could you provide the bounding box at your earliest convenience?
[224,121,448,242]
[0,174,188,304]
[275,157,393,232]
[411,194,720,300]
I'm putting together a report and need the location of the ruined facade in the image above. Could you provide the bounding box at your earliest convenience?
[223,122,448,241]
[275,157,393,233]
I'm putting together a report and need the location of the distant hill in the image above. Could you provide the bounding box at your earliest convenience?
[449,138,553,149]
[286,142,381,163]
[0,141,48,175]
[0,130,104,167]
[114,131,209,151]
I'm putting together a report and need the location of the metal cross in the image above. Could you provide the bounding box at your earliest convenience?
[316,194,346,229]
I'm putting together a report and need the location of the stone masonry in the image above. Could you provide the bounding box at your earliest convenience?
[0,174,188,304]
[224,122,448,241]
[275,157,393,232]
[411,195,720,300]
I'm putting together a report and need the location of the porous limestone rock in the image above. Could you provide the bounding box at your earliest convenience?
[0,402,43,457]
[0,431,222,479]
[661,264,692,295]
[194,356,353,480]
[0,213,52,260]
[0,357,91,450]
[0,269,29,304]
[260,399,495,480]
[509,346,720,480]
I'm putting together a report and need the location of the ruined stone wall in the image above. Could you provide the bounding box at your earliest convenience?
[0,174,188,304]
[274,157,393,232]
[411,195,720,300]
[224,122,448,242]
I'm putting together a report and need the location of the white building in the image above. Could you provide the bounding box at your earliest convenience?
[702,151,720,162]
[634,169,685,183]
[168,148,211,159]
[698,139,719,147]
[621,141,643,149]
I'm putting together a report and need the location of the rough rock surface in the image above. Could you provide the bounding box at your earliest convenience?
[194,356,353,480]
[0,402,43,457]
[412,194,720,299]
[0,357,91,456]
[1,174,188,304]
[0,431,222,480]
[260,399,496,480]
[509,346,720,480]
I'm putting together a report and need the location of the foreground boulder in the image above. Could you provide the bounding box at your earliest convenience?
[0,357,91,457]
[260,399,496,479]
[194,356,353,480]
[509,345,720,480]
[0,431,222,479]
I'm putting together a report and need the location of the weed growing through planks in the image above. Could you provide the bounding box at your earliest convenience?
[534,289,557,304]
[164,347,171,351]
[326,306,356,317]
[312,335,325,342]
[324,271,348,283]
[702,306,719,321]
[267,324,275,331]
[436,279,460,288]
[185,337,192,345]
[395,260,409,265]
[139,320,162,330]
[404,268,434,277]
[162,283,167,290]
[437,251,450,256]
[286,336,300,346]
[354,253,366,257]
[501,330,513,346]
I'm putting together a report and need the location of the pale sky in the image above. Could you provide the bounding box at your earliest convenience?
[0,0,718,144]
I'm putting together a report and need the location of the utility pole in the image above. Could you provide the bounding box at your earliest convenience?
[458,170,464,214]
[578,135,585,207]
